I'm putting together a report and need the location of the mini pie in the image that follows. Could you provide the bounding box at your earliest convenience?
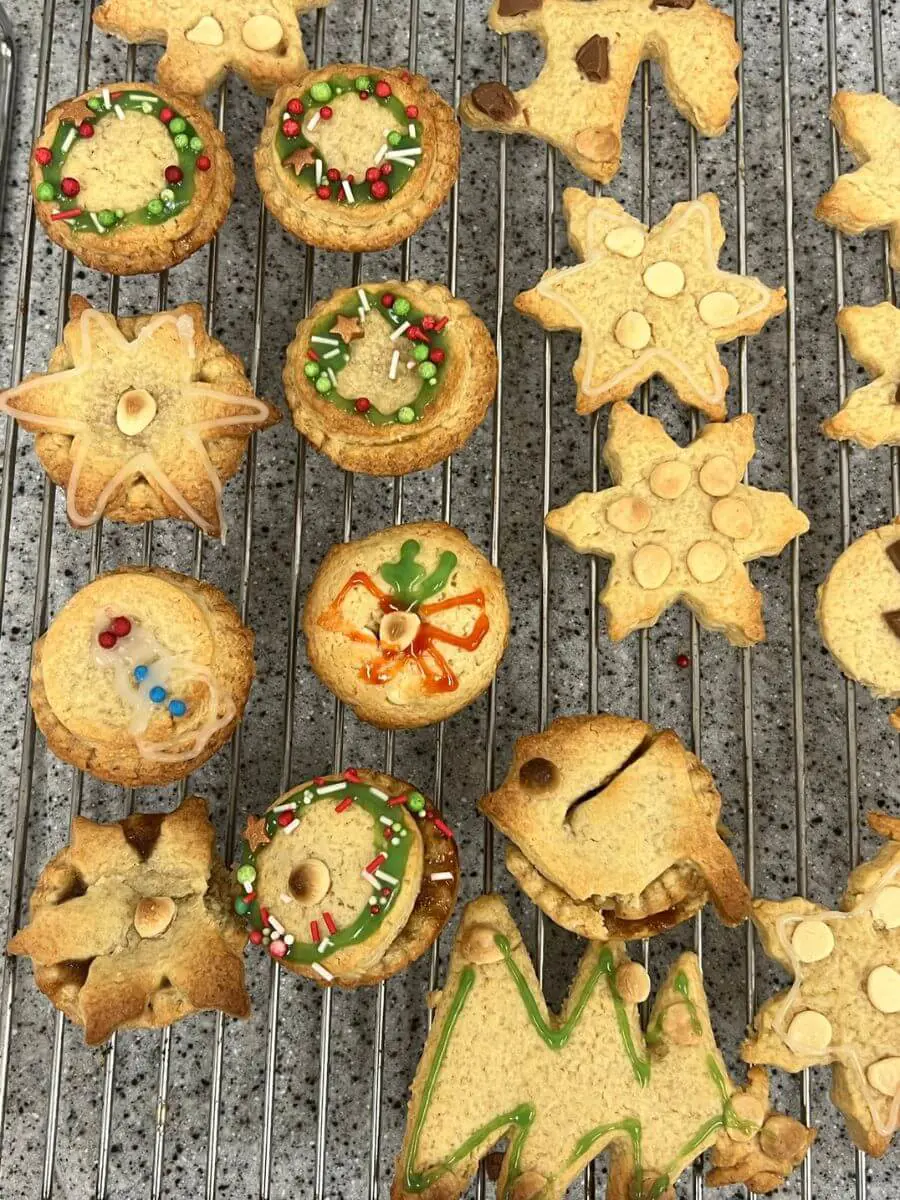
[0,296,280,538]
[255,65,460,253]
[32,82,234,275]
[546,402,809,646]
[303,522,510,729]
[283,280,497,476]
[8,795,249,1045]
[94,0,335,98]
[744,812,900,1157]
[234,769,459,987]
[823,302,900,448]
[31,567,255,787]
[460,0,741,185]
[480,713,751,940]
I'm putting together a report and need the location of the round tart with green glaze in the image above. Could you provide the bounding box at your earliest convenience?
[254,64,460,252]
[234,768,459,987]
[31,82,234,275]
[283,280,497,475]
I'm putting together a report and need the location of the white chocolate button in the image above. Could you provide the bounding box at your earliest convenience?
[867,965,900,1014]
[604,225,645,258]
[649,460,691,500]
[791,919,835,964]
[615,962,651,1004]
[134,896,176,939]
[615,310,651,351]
[698,291,740,328]
[872,886,900,930]
[186,15,225,46]
[379,610,421,652]
[643,260,685,298]
[867,1056,900,1097]
[786,1010,832,1053]
[711,496,753,540]
[607,496,651,533]
[632,544,672,589]
[289,858,331,904]
[686,540,728,583]
[698,455,738,497]
[116,388,157,436]
[242,14,284,52]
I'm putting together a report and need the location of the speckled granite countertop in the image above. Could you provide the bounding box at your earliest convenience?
[0,0,897,1196]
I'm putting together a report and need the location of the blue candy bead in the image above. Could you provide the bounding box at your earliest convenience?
[133,665,149,682]
[149,685,166,703]
[168,699,186,717]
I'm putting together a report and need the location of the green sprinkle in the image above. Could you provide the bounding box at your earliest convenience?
[397,406,416,424]
[236,864,256,884]
[173,133,189,149]
[168,116,187,134]
[304,361,321,379]
[97,209,118,228]
[407,791,426,812]
[355,75,373,92]
[160,188,175,203]
[310,82,333,103]
[413,344,429,362]
[315,375,333,394]
[392,297,411,317]
[189,136,204,152]
[147,198,164,216]
[334,86,344,95]
[418,361,437,380]
[87,96,104,111]
[141,102,154,115]
[35,182,56,202]
[387,130,402,147]
[115,209,125,219]
[234,898,250,916]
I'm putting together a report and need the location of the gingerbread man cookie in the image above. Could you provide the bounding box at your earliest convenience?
[744,812,900,1156]
[822,303,900,447]
[516,190,786,420]
[546,403,808,646]
[460,0,740,184]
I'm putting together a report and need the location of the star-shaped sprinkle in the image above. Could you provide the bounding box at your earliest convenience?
[516,190,786,420]
[822,302,900,447]
[242,813,271,853]
[816,91,900,271]
[546,403,809,646]
[332,314,364,344]
[744,812,900,1157]
[284,145,318,174]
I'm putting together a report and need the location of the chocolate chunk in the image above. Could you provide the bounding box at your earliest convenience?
[122,812,165,860]
[471,81,519,123]
[651,0,695,8]
[883,609,900,638]
[518,756,558,790]
[576,35,610,83]
[887,541,900,573]
[498,0,542,14]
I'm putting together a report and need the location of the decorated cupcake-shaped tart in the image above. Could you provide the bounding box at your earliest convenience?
[283,280,496,475]
[31,82,234,275]
[234,769,459,987]
[255,65,460,252]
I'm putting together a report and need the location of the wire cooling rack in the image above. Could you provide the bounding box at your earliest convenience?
[0,0,898,1196]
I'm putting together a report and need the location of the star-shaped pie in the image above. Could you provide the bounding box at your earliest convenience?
[8,795,250,1044]
[516,189,786,420]
[546,403,809,646]
[816,91,900,272]
[822,302,900,447]
[94,0,333,98]
[0,296,280,539]
[744,812,900,1157]
[284,144,318,175]
[332,314,364,344]
[242,813,271,853]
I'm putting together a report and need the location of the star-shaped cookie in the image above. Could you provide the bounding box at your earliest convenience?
[744,812,900,1157]
[460,0,741,184]
[816,91,900,271]
[546,403,809,646]
[822,302,900,447]
[94,0,334,98]
[516,189,786,420]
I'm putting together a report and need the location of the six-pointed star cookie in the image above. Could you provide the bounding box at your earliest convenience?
[744,812,900,1157]
[546,403,809,645]
[460,0,740,184]
[823,302,900,447]
[94,0,333,98]
[816,91,900,271]
[516,189,786,420]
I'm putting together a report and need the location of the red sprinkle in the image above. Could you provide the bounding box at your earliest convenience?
[320,105,333,120]
[269,940,287,959]
[245,891,256,903]
[111,616,131,637]
[277,810,293,826]
[400,71,411,82]
[406,325,427,342]
[323,911,337,934]
[326,167,340,182]
[405,105,419,119]
[282,118,301,138]
[365,853,387,874]
[314,776,325,784]
[370,907,380,915]
[374,80,391,98]
[429,349,445,364]
[196,155,211,171]
[433,817,453,839]
[316,184,331,200]
[35,147,52,166]
[676,653,690,668]
[434,316,449,332]
[165,165,183,184]
[51,208,82,221]
[421,315,437,331]
[354,397,371,413]
[381,887,391,897]
[370,179,389,201]
[310,920,320,943]
[159,107,174,124]
[380,162,393,176]
[307,349,319,361]
[381,292,395,308]
[249,930,263,945]
[78,122,94,138]
[343,768,361,781]
[359,90,369,100]
[334,796,354,813]
[260,907,270,925]
[365,166,380,183]
[388,794,408,806]
[61,177,80,198]
[287,98,303,115]
[98,630,116,649]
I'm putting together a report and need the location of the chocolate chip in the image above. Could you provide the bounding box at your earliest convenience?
[498,0,542,13]
[886,541,900,573]
[518,757,558,790]
[884,609,900,637]
[122,812,165,861]
[470,81,519,123]
[576,35,610,83]
[652,0,695,7]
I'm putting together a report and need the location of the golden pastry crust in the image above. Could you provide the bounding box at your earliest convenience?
[255,66,460,253]
[303,522,510,730]
[31,83,234,275]
[0,296,279,537]
[481,713,751,939]
[8,795,249,1045]
[461,0,740,185]
[30,566,255,787]
[823,302,900,447]
[283,280,496,476]
[94,0,334,98]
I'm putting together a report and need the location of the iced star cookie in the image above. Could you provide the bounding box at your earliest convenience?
[816,92,900,272]
[283,281,496,476]
[255,65,460,253]
[303,522,510,729]
[460,0,740,184]
[480,714,751,940]
[8,795,249,1045]
[234,769,459,987]
[822,303,900,447]
[94,0,334,98]
[744,812,900,1157]
[546,403,809,646]
[516,189,786,420]
[31,83,233,276]
[0,296,279,538]
[31,567,255,787]
[393,894,813,1200]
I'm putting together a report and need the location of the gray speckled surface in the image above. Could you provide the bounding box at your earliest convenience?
[0,0,897,1196]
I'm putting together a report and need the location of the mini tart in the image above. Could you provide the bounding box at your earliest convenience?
[30,567,255,787]
[283,280,497,476]
[31,82,234,275]
[234,769,459,987]
[303,522,510,730]
[254,65,460,252]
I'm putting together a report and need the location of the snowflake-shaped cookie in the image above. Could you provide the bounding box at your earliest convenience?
[823,302,900,448]
[516,189,786,420]
[816,91,900,272]
[94,0,333,98]
[546,403,809,646]
[0,297,279,538]
[744,812,900,1157]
